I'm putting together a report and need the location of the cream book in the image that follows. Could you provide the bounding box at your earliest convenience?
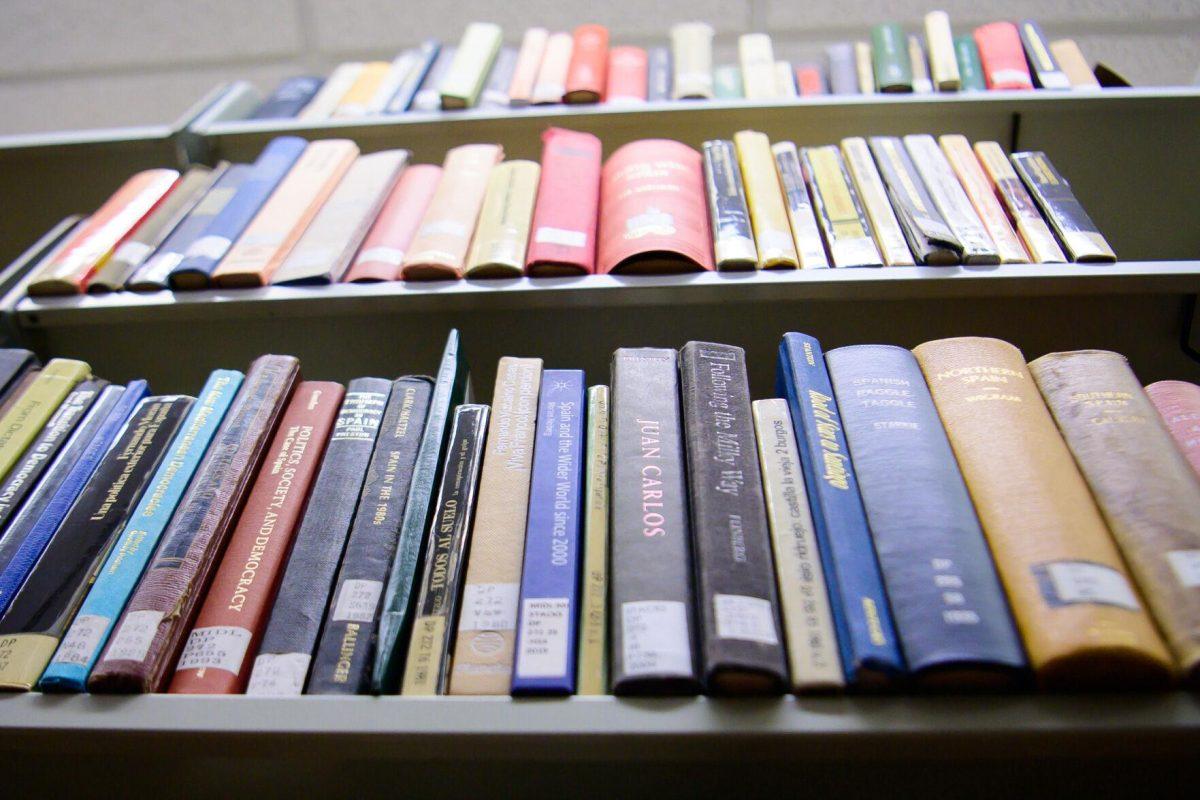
[903,134,998,265]
[775,61,798,97]
[671,22,714,99]
[855,42,875,93]
[738,34,777,99]
[531,32,573,105]
[909,36,933,93]
[509,28,550,107]
[939,135,1028,263]
[576,385,610,695]
[334,61,392,117]
[733,130,798,269]
[464,160,541,278]
[973,141,1066,264]
[840,137,915,266]
[441,22,503,109]
[298,63,363,121]
[924,11,960,90]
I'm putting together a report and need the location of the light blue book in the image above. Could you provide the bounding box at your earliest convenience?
[37,369,243,692]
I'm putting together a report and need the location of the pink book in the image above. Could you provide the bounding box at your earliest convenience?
[1146,380,1200,480]
[343,164,442,282]
[525,128,601,276]
[606,46,648,103]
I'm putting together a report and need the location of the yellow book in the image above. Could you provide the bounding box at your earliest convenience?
[973,141,1067,263]
[464,161,541,278]
[855,41,875,93]
[924,10,960,90]
[840,136,914,266]
[576,385,610,695]
[670,22,714,99]
[441,22,504,109]
[939,135,1028,263]
[333,61,392,117]
[738,34,777,99]
[733,131,798,269]
[0,358,90,484]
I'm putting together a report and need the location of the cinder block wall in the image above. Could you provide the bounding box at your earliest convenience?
[1,0,1197,135]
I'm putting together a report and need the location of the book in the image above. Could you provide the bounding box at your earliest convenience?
[464,161,541,278]
[868,136,962,265]
[774,62,797,97]
[449,358,541,695]
[0,395,190,691]
[27,170,179,296]
[702,140,758,271]
[87,355,299,693]
[171,137,307,289]
[401,144,503,280]
[680,342,787,695]
[938,135,1028,263]
[307,377,433,695]
[777,333,903,685]
[870,23,912,93]
[250,76,324,120]
[713,65,744,99]
[577,385,609,695]
[794,64,826,96]
[245,378,389,696]
[855,42,875,93]
[671,22,714,99]
[479,46,518,109]
[974,22,1034,91]
[609,348,699,695]
[564,24,608,103]
[647,46,672,101]
[372,330,470,693]
[297,63,363,120]
[733,131,798,270]
[972,142,1067,263]
[606,46,647,103]
[0,370,40,424]
[0,358,92,486]
[361,57,415,115]
[343,164,442,283]
[1145,381,1200,480]
[511,370,585,694]
[912,337,1174,689]
[508,28,549,107]
[751,399,844,692]
[954,35,986,91]
[772,142,829,270]
[904,134,1000,265]
[37,370,242,692]
[826,44,858,95]
[213,139,359,287]
[526,128,602,277]
[333,61,393,117]
[924,11,959,91]
[410,47,458,112]
[598,140,712,274]
[908,36,933,93]
[383,40,441,114]
[401,404,489,695]
[6,217,82,304]
[272,150,408,285]
[738,34,776,99]
[840,137,915,266]
[169,381,343,694]
[440,22,503,109]
[800,145,882,268]
[531,32,573,105]
[1050,39,1101,91]
[827,345,1027,688]
[1032,351,1200,685]
[1010,151,1116,263]
[1018,20,1070,90]
[1094,61,1133,88]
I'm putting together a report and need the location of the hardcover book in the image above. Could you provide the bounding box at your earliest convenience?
[733,131,798,270]
[564,24,609,103]
[938,135,1028,264]
[251,76,324,119]
[646,46,672,101]
[870,23,913,92]
[854,42,875,93]
[713,65,744,99]
[0,358,92,486]
[1145,381,1200,479]
[1050,39,1101,90]
[794,65,826,96]
[577,385,609,695]
[799,146,882,268]
[409,46,456,112]
[464,161,541,278]
[774,62,797,97]
[972,142,1066,263]
[908,36,933,93]
[670,22,714,99]
[381,40,441,114]
[333,61,392,117]
[480,47,518,109]
[702,140,758,271]
[954,35,986,91]
[1018,20,1070,90]
[771,142,829,270]
[526,128,601,276]
[343,164,442,283]
[606,46,648,103]
[826,44,858,95]
[1010,151,1116,263]
[904,134,999,264]
[840,137,915,266]
[440,23,503,109]
[508,28,549,107]
[7,218,82,304]
[924,11,960,90]
[973,22,1034,90]
[738,34,777,99]
[0,371,40,423]
[531,32,573,105]
[297,63,363,120]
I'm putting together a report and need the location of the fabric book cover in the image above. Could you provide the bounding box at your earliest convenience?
[954,36,986,91]
[465,161,541,278]
[297,62,363,120]
[0,359,92,489]
[1145,381,1200,480]
[840,137,915,266]
[702,139,758,271]
[606,46,647,103]
[973,22,1034,90]
[343,164,442,283]
[526,127,601,277]
[734,131,798,270]
[577,385,609,695]
[440,23,502,109]
[870,23,912,92]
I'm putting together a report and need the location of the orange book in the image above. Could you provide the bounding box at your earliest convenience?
[343,164,442,283]
[794,64,826,96]
[606,46,648,103]
[597,139,713,274]
[564,24,609,103]
[508,28,550,107]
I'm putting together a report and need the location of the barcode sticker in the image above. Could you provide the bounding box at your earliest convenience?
[245,653,310,696]
[51,614,110,667]
[175,626,252,674]
[621,601,692,677]
[534,227,587,248]
[185,235,231,261]
[1037,561,1140,610]
[332,579,384,623]
[355,246,405,266]
[714,594,780,645]
[459,582,520,632]
[1167,550,1200,588]
[105,609,164,662]
[515,597,571,679]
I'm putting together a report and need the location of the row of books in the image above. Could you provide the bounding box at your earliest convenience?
[0,331,1197,697]
[244,13,1114,122]
[22,129,1114,297]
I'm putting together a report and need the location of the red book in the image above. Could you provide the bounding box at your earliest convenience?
[794,64,827,96]
[342,164,442,283]
[974,22,1034,90]
[525,127,602,276]
[1146,381,1200,481]
[597,139,713,274]
[564,24,609,103]
[606,46,648,103]
[168,381,343,694]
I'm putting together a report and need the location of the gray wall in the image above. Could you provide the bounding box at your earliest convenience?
[1,0,1198,135]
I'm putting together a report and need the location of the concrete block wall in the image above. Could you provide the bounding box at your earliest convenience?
[0,0,1197,135]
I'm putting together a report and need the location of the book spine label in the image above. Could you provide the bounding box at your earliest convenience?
[712,65,744,99]
[840,137,915,266]
[401,405,490,695]
[924,11,960,90]
[531,33,573,104]
[974,22,1034,90]
[938,135,1028,264]
[904,134,999,265]
[680,343,787,694]
[702,140,758,271]
[827,345,1027,684]
[800,146,881,268]
[609,349,699,694]
[972,142,1066,263]
[734,131,798,270]
[751,399,844,691]
[777,333,903,684]
[738,34,777,99]
[1145,381,1200,481]
[465,161,541,277]
[511,371,584,694]
[1011,151,1116,263]
[954,36,986,91]
[1050,39,1101,90]
[0,359,92,485]
[771,142,829,270]
[670,22,714,99]
[508,29,549,107]
[441,23,502,109]
[480,46,518,108]
[870,23,912,92]
[565,25,609,103]
[606,46,648,103]
[577,385,609,695]
[646,46,672,101]
[344,164,442,283]
[1019,20,1070,89]
[908,36,933,93]
[526,128,601,276]
[250,76,324,119]
[449,359,542,695]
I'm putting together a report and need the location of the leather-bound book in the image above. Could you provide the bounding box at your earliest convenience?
[973,22,1034,90]
[564,25,609,103]
[576,385,609,695]
[800,146,882,268]
[526,128,601,277]
[1145,381,1200,480]
[343,164,442,283]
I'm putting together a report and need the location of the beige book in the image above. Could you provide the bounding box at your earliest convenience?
[441,22,503,109]
[973,141,1067,263]
[774,61,798,97]
[924,11,960,90]
[509,28,550,107]
[576,385,610,695]
[670,22,714,99]
[739,34,777,99]
[401,143,503,280]
[909,35,933,93]
[939,135,1028,263]
[1051,39,1102,90]
[840,137,914,266]
[855,41,875,93]
[333,61,392,117]
[531,32,573,105]
[448,358,543,695]
[733,130,797,269]
[298,62,364,121]
[365,52,424,114]
[464,160,541,278]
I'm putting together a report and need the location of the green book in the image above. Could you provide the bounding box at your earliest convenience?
[954,35,986,91]
[713,65,744,99]
[870,23,913,92]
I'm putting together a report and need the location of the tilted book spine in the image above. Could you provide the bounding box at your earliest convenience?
[840,137,914,266]
[734,130,798,270]
[924,11,960,91]
[702,140,758,271]
[386,40,440,113]
[938,135,1028,264]
[464,160,541,278]
[1145,381,1200,480]
[904,134,999,265]
[1050,39,1101,90]
[974,22,1034,90]
[972,142,1066,264]
[870,23,912,93]
[1018,20,1070,90]
[440,23,502,109]
[0,358,91,485]
[867,135,962,266]
[1010,151,1116,263]
[800,146,881,268]
[771,142,829,270]
[576,385,609,695]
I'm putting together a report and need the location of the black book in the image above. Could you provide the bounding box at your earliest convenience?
[246,378,392,696]
[868,136,962,265]
[307,377,434,694]
[679,342,788,695]
[609,348,700,695]
[0,350,38,407]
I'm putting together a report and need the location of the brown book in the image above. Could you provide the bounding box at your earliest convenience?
[1032,351,1200,684]
[87,355,300,693]
[912,337,1174,689]
[1146,381,1200,480]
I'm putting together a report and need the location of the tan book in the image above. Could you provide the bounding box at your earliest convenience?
[0,358,91,485]
[908,35,933,93]
[973,141,1067,263]
[401,143,503,280]
[464,160,541,278]
[840,137,914,266]
[441,22,503,109]
[855,41,875,93]
[670,22,714,99]
[448,358,542,694]
[509,28,549,107]
[333,61,392,117]
[774,61,797,97]
[1032,351,1200,685]
[213,139,359,287]
[913,337,1174,689]
[531,32,573,105]
[738,34,777,99]
[298,62,363,121]
[924,10,960,90]
[733,130,798,269]
[576,385,610,695]
[1050,39,1101,90]
[904,134,998,265]
[939,135,1028,263]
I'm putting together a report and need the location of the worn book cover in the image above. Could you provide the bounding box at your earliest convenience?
[577,385,610,695]
[465,161,541,278]
[904,134,999,265]
[800,145,881,268]
[1018,20,1070,90]
[840,137,915,266]
[509,28,549,107]
[826,43,858,95]
[702,140,758,271]
[1145,381,1200,480]
[526,128,601,277]
[343,164,442,283]
[606,46,647,103]
[531,32,573,105]
[974,22,1034,90]
[670,22,714,99]
[938,135,1028,264]
[972,142,1066,263]
[1011,151,1116,263]
[564,25,609,103]
[924,11,960,90]
[738,34,777,99]
[870,23,912,92]
[734,130,798,270]
[771,142,829,270]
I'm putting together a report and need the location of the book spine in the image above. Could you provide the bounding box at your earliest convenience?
[702,140,758,271]
[646,46,672,101]
[410,48,457,112]
[1019,20,1070,90]
[908,36,933,93]
[87,355,300,693]
[508,29,549,107]
[670,22,714,99]
[297,63,363,120]
[774,61,797,97]
[401,404,490,695]
[680,343,787,695]
[827,345,1027,687]
[307,378,433,695]
[904,134,999,265]
[771,142,829,270]
[794,64,826,96]
[738,34,777,99]
[244,378,389,696]
[840,137,915,266]
[799,146,881,268]
[912,337,1174,689]
[1032,352,1200,684]
[479,46,518,109]
[525,128,601,277]
[870,23,913,92]
[440,23,502,109]
[606,46,647,103]
[974,22,1034,90]
[733,131,798,270]
[1049,39,1101,91]
[576,385,609,695]
[464,161,542,278]
[751,399,844,691]
[0,358,92,484]
[343,164,442,283]
[938,135,1029,264]
[564,25,609,103]
[1145,381,1200,480]
[1010,151,1116,263]
[777,333,903,684]
[972,142,1067,264]
[826,44,858,95]
[924,11,960,90]
[609,348,699,695]
[854,42,875,93]
[250,76,324,119]
[38,370,243,692]
[712,65,744,99]
[385,40,441,113]
[449,358,541,695]
[531,33,573,105]
[333,61,392,117]
[954,36,986,91]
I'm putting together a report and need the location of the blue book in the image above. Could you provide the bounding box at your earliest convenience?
[37,369,243,691]
[511,370,585,695]
[776,333,904,685]
[0,381,148,616]
[169,136,307,289]
[250,76,325,120]
[386,39,441,114]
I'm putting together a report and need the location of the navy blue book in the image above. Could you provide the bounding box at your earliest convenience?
[511,369,585,695]
[776,333,903,686]
[386,39,441,114]
[251,76,325,120]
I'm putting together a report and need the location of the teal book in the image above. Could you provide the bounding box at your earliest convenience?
[870,23,913,92]
[954,36,986,91]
